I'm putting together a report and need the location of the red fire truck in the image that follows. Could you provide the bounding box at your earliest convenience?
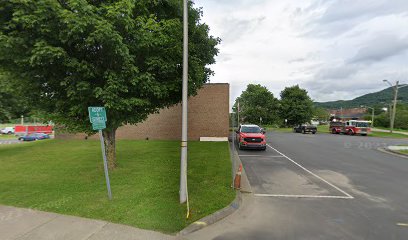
[14,125,53,136]
[329,120,371,136]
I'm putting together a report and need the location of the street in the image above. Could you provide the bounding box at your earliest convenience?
[187,131,408,240]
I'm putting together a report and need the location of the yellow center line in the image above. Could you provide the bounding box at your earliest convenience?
[397,223,408,227]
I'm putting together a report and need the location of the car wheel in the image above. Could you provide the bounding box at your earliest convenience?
[312,131,316,134]
[302,129,306,134]
[261,147,266,151]
[348,130,354,135]
[331,128,336,134]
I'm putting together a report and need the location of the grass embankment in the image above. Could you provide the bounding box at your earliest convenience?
[0,140,235,233]
[0,134,16,139]
[370,131,407,139]
[374,127,408,133]
[396,145,408,155]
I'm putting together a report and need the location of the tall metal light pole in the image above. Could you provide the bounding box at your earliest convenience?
[180,0,189,204]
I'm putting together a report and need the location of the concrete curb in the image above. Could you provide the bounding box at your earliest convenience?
[231,142,252,193]
[178,191,242,237]
[377,147,408,159]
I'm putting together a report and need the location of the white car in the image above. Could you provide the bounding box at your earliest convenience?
[1,127,15,135]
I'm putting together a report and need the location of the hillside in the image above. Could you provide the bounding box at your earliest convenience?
[315,85,408,109]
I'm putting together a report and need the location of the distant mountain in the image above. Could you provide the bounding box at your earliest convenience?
[315,85,408,109]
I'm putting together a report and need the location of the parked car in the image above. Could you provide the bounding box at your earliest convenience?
[1,127,15,135]
[235,124,266,150]
[293,124,317,134]
[18,133,50,141]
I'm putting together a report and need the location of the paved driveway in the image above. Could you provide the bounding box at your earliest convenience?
[187,132,408,240]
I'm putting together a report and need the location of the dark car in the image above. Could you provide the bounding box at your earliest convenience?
[18,133,50,141]
[293,124,317,134]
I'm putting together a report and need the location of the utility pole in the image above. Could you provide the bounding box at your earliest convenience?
[237,100,240,127]
[391,83,398,133]
[383,80,400,133]
[363,106,375,127]
[179,0,189,204]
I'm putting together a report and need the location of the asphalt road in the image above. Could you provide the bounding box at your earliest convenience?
[187,131,408,240]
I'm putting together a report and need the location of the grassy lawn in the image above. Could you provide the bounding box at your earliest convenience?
[370,131,408,139]
[0,140,235,233]
[374,127,408,133]
[0,134,16,139]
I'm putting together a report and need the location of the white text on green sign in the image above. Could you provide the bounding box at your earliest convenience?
[88,107,107,123]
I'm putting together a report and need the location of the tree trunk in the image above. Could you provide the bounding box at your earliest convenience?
[102,128,117,170]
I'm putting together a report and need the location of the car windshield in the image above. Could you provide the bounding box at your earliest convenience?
[241,126,261,133]
[356,122,369,127]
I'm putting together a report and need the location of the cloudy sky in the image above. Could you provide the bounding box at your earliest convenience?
[194,0,408,106]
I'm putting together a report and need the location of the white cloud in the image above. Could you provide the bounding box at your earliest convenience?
[194,0,408,107]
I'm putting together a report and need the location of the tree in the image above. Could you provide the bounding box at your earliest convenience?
[279,85,314,126]
[0,72,31,123]
[313,107,329,121]
[233,84,279,125]
[0,0,219,169]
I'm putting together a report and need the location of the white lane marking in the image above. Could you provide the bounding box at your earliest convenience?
[266,144,354,199]
[254,194,353,199]
[239,155,284,157]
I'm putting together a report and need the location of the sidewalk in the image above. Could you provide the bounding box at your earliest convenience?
[372,128,408,136]
[0,205,176,240]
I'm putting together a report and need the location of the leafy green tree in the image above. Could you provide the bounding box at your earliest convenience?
[279,85,314,126]
[0,0,219,168]
[371,103,408,130]
[313,107,329,121]
[233,84,279,125]
[0,72,31,123]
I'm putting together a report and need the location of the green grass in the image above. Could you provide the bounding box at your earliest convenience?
[370,131,408,139]
[0,134,16,139]
[374,127,408,133]
[0,140,235,233]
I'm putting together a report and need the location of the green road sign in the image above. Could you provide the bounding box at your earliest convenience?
[92,121,106,130]
[88,107,107,123]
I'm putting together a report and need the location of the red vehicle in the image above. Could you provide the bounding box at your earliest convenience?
[235,124,266,150]
[329,120,371,136]
[14,125,53,136]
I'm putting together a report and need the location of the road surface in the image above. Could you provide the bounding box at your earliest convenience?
[187,132,408,240]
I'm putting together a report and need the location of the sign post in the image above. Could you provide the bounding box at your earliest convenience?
[88,107,112,200]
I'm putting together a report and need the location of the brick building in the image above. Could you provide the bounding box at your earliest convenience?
[56,83,230,140]
[329,108,367,121]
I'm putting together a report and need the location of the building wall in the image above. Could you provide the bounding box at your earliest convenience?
[56,83,230,140]
[329,108,367,120]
